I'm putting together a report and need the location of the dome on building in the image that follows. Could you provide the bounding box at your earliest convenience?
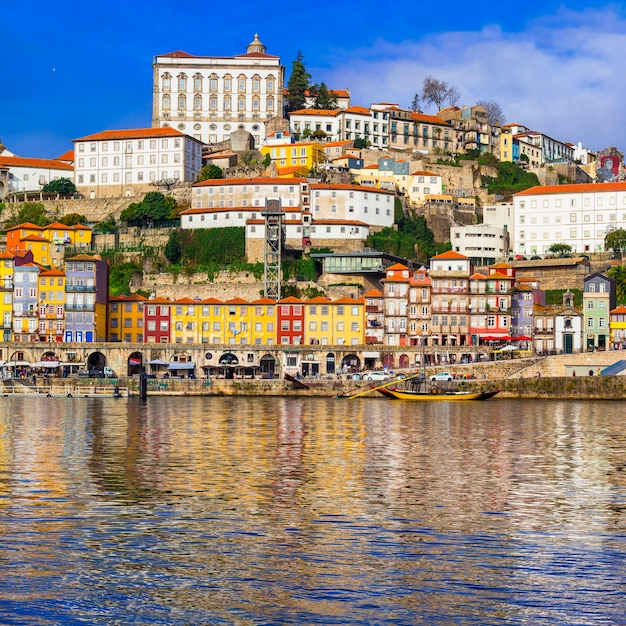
[246,33,266,55]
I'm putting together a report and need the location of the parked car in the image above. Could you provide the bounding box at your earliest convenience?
[78,369,104,378]
[430,371,454,382]
[363,371,390,381]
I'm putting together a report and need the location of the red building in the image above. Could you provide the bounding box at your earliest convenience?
[277,296,305,345]
[143,297,172,343]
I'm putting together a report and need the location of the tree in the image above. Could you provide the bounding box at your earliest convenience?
[410,93,422,113]
[476,99,505,126]
[421,75,461,111]
[4,202,50,228]
[354,137,370,149]
[41,177,77,195]
[311,129,327,140]
[312,82,338,110]
[285,52,311,113]
[120,192,175,226]
[198,164,223,181]
[59,213,88,226]
[605,227,626,258]
[608,263,626,303]
[547,243,573,257]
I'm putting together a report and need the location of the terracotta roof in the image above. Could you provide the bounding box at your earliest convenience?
[289,108,341,117]
[6,222,44,231]
[515,182,626,196]
[158,50,197,58]
[312,219,369,226]
[344,106,370,115]
[225,297,249,305]
[277,296,304,304]
[39,269,65,277]
[386,263,410,271]
[73,127,190,142]
[193,176,306,188]
[109,294,147,302]
[251,297,277,305]
[431,250,469,260]
[55,149,74,162]
[0,156,73,171]
[146,297,173,305]
[411,170,440,177]
[410,112,450,126]
[309,182,394,194]
[610,305,626,314]
[307,296,332,304]
[470,272,487,279]
[363,289,383,297]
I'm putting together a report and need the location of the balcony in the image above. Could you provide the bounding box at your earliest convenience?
[66,285,96,292]
[65,303,95,312]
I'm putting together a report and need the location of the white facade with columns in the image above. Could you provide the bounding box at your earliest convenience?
[152,35,284,147]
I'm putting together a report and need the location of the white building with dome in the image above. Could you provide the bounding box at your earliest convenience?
[152,35,284,147]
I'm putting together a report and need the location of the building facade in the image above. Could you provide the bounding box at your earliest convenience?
[513,182,626,255]
[72,127,203,198]
[152,35,284,147]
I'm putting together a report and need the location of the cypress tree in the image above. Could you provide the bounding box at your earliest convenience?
[285,51,311,113]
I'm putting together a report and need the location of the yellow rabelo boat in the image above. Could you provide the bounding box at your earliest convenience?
[376,386,499,401]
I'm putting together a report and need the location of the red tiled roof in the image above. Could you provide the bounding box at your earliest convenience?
[410,112,450,126]
[431,250,469,260]
[0,156,73,171]
[73,127,190,142]
[193,176,307,188]
[515,182,626,196]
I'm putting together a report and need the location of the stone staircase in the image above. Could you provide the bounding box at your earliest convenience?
[507,351,625,379]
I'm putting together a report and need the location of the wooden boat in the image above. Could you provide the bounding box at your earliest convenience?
[379,387,499,401]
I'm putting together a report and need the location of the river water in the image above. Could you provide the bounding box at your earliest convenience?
[0,396,624,625]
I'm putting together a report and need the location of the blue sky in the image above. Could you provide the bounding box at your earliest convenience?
[2,1,625,159]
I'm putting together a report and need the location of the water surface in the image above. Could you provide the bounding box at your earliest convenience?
[0,396,624,624]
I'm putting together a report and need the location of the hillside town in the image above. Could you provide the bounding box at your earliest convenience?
[1,34,626,378]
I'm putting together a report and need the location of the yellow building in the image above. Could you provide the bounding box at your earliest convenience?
[171,297,204,344]
[250,297,277,345]
[260,141,325,177]
[609,304,626,349]
[6,222,93,269]
[108,294,146,343]
[42,222,93,260]
[304,296,365,345]
[0,252,15,342]
[38,268,66,342]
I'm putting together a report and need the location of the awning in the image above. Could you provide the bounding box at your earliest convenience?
[59,362,85,366]
[7,361,30,366]
[31,361,60,368]
[168,362,195,370]
[362,351,380,358]
[147,359,169,366]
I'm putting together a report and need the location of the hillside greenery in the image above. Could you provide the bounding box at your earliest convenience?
[481,161,540,199]
[365,198,449,263]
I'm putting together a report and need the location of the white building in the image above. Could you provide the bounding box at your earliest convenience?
[181,177,394,260]
[0,155,74,199]
[450,223,511,265]
[152,34,284,147]
[513,182,626,255]
[72,127,203,198]
[408,170,443,204]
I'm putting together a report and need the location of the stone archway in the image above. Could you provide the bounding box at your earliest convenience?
[128,351,143,376]
[399,354,410,369]
[341,353,361,373]
[87,351,106,372]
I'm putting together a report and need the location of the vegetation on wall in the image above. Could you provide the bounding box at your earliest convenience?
[481,161,540,199]
[119,192,177,226]
[545,289,583,306]
[365,199,448,263]
[41,177,77,195]
[164,227,246,268]
[3,202,50,228]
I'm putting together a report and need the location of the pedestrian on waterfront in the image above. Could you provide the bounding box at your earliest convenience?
[597,368,601,376]
[536,372,541,378]
[589,369,594,376]
[572,371,576,377]
[32,375,36,386]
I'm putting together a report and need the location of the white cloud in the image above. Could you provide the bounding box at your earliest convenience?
[314,6,626,151]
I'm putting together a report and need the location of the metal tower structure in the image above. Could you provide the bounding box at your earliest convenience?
[262,198,283,301]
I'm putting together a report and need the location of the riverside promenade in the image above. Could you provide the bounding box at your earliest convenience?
[3,352,625,400]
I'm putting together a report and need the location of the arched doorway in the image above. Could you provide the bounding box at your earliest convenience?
[399,354,410,369]
[326,353,335,375]
[219,352,239,379]
[341,354,361,373]
[383,353,395,369]
[260,354,276,378]
[87,351,106,372]
[128,351,143,376]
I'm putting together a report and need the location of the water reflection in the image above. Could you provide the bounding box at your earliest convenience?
[0,396,624,623]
